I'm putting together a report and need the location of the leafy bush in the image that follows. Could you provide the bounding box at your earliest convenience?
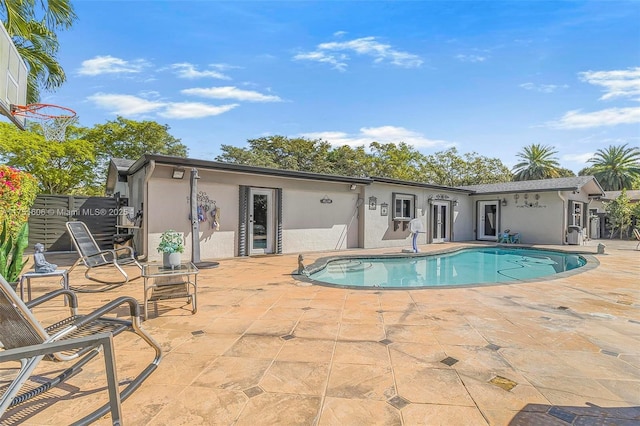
[157,230,184,254]
[0,165,38,237]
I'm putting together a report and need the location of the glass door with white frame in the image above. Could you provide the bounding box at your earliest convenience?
[478,201,499,240]
[249,188,274,255]
[431,202,449,243]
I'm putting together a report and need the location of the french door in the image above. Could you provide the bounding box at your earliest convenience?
[477,201,499,240]
[249,188,274,255]
[431,202,449,243]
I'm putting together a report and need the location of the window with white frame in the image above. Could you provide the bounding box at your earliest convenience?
[392,193,415,220]
[570,201,582,227]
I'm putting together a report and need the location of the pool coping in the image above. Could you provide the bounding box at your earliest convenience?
[293,244,600,290]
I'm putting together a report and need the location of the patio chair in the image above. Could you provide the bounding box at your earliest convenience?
[634,228,640,250]
[498,229,511,243]
[0,274,162,424]
[66,221,142,285]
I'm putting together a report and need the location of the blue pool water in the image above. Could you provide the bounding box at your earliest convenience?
[307,247,586,288]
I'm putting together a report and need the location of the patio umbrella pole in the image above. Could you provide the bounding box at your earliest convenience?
[190,168,219,269]
[190,168,201,264]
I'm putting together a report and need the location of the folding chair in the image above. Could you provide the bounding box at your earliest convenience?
[0,275,162,424]
[66,221,142,285]
[634,228,640,250]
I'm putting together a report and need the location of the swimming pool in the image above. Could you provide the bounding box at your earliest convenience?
[305,247,588,289]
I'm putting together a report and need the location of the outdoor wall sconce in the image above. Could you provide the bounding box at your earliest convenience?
[171,167,185,179]
[369,196,377,210]
[453,198,459,206]
[501,198,507,206]
[380,203,388,216]
[349,184,357,191]
[320,195,333,204]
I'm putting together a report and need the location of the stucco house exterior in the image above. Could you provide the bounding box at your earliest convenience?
[462,176,605,245]
[106,155,604,262]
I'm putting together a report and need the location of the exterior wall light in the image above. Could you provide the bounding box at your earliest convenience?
[172,167,185,179]
[501,198,507,206]
[349,184,357,190]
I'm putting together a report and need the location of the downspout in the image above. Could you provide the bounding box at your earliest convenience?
[558,190,567,245]
[141,160,156,260]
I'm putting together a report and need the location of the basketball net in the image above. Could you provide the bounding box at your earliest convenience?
[10,103,77,142]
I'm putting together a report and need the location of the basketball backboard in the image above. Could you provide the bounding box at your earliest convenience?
[0,23,28,130]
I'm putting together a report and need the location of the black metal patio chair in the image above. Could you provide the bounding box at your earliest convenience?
[66,221,142,285]
[0,274,162,424]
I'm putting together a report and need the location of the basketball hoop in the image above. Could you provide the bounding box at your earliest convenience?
[10,103,77,142]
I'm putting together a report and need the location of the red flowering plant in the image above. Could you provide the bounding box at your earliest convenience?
[0,165,38,237]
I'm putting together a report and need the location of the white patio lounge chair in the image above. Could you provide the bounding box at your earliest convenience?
[66,221,142,285]
[0,274,162,424]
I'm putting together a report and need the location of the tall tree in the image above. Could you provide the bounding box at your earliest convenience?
[423,147,512,187]
[1,0,77,103]
[587,144,640,191]
[604,190,633,239]
[512,144,561,181]
[368,142,426,181]
[82,116,188,184]
[217,136,336,174]
[0,122,96,194]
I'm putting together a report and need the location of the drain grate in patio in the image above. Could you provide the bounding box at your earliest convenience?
[280,334,295,341]
[244,386,264,398]
[600,349,619,357]
[387,395,410,409]
[486,343,501,351]
[440,356,458,366]
[191,330,205,336]
[489,376,517,391]
[378,339,393,346]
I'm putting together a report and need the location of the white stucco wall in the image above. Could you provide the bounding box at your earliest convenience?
[362,183,471,249]
[471,190,595,245]
[143,165,362,260]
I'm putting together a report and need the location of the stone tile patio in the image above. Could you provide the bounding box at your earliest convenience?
[1,240,639,425]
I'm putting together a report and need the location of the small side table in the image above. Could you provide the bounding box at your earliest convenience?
[142,262,199,320]
[19,269,69,302]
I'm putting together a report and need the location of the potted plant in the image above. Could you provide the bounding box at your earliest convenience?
[157,230,184,268]
[1,221,29,288]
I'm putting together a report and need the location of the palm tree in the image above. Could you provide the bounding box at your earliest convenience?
[512,144,561,181]
[588,144,640,191]
[1,0,77,103]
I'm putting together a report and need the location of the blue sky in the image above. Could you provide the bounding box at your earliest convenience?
[12,1,640,172]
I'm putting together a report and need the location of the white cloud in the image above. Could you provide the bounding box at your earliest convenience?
[520,82,569,93]
[171,63,231,80]
[561,152,594,164]
[300,126,448,149]
[294,36,422,70]
[87,93,165,115]
[159,102,238,118]
[78,55,149,76]
[579,67,640,101]
[548,107,640,129]
[455,54,487,63]
[181,86,282,102]
[87,93,237,119]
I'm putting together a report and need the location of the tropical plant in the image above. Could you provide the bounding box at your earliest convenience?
[512,144,561,181]
[1,0,77,103]
[0,221,29,283]
[0,163,38,236]
[588,144,640,191]
[157,230,184,254]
